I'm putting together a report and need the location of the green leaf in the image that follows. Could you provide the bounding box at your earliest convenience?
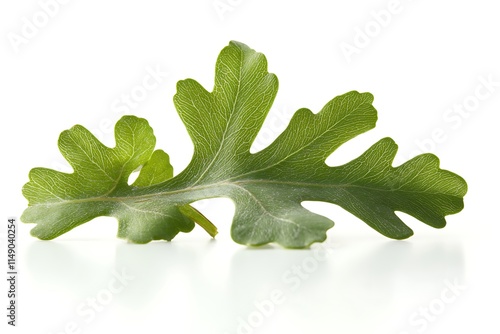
[132,149,173,187]
[22,41,467,248]
[22,116,203,243]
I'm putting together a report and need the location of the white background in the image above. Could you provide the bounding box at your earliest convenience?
[1,0,499,333]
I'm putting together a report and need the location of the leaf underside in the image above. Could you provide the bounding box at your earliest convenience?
[21,41,467,248]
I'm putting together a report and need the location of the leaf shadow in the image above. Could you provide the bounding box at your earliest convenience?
[207,237,465,333]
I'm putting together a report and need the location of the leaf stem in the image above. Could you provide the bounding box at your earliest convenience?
[178,204,218,238]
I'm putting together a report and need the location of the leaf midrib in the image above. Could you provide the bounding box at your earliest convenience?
[190,50,245,186]
[28,176,458,208]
